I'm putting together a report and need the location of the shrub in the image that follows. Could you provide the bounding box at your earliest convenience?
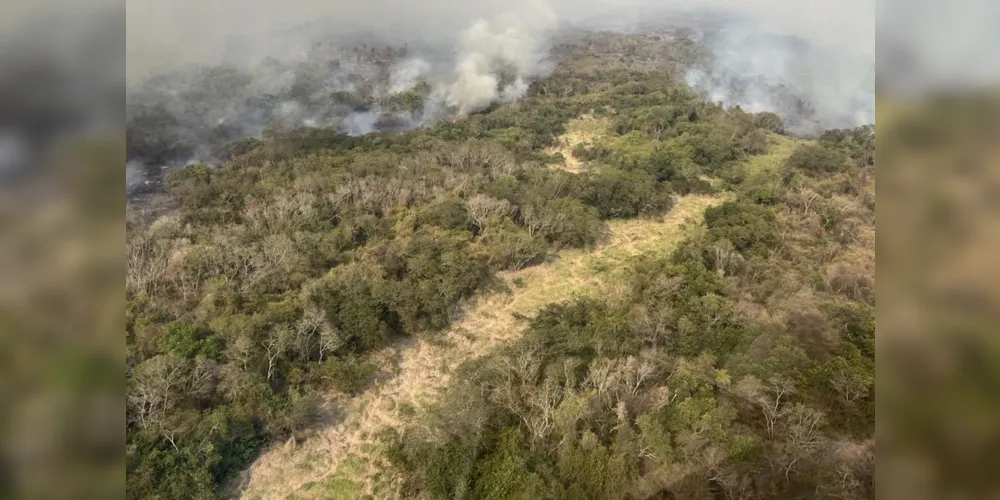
[309,262,393,351]
[529,298,636,358]
[475,219,547,270]
[556,432,637,499]
[416,197,474,232]
[683,123,743,169]
[157,322,223,359]
[381,228,492,332]
[784,144,848,176]
[320,355,377,395]
[645,145,692,182]
[704,202,779,254]
[755,112,785,134]
[485,175,521,203]
[423,437,477,498]
[473,427,542,500]
[521,197,603,248]
[583,168,657,219]
[820,301,875,360]
[740,175,781,205]
[739,128,769,154]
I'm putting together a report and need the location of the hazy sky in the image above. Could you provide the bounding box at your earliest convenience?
[125,0,874,80]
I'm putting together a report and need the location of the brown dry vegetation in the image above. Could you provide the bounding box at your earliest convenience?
[238,194,720,499]
[127,30,873,500]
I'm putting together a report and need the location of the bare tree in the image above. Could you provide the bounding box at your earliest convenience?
[443,170,485,198]
[166,243,219,303]
[188,356,218,399]
[629,305,674,351]
[262,327,292,382]
[127,354,187,441]
[585,355,660,407]
[707,239,745,277]
[466,194,513,230]
[507,342,543,384]
[441,141,519,179]
[525,374,562,442]
[828,359,873,405]
[561,357,583,389]
[736,375,796,439]
[762,376,796,439]
[327,176,405,216]
[234,234,299,293]
[621,356,659,397]
[218,362,256,402]
[126,231,170,296]
[294,306,326,361]
[522,199,565,239]
[244,191,317,235]
[491,343,553,441]
[780,403,827,479]
[816,439,873,499]
[226,330,255,372]
[318,323,348,362]
[585,357,620,400]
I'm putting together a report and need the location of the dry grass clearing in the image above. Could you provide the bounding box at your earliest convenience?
[235,194,720,499]
[545,114,610,173]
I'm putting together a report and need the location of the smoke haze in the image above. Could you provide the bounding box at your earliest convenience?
[684,24,875,136]
[124,0,875,193]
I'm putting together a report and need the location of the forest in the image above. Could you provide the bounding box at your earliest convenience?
[126,30,874,499]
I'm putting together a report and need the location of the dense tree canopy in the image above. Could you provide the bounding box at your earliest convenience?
[126,30,874,499]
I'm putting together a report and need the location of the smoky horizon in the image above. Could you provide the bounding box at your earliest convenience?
[122,2,876,196]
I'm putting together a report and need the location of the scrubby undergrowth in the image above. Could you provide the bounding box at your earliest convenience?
[126,31,874,500]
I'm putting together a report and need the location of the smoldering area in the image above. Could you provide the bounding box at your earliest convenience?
[123,1,876,196]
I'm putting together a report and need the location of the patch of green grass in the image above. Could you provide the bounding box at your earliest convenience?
[745,133,812,174]
[399,402,416,418]
[340,456,366,476]
[295,456,369,498]
[298,475,364,499]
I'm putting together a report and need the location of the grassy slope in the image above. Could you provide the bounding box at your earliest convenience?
[745,132,812,174]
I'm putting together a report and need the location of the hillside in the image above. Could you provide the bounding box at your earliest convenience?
[238,193,719,499]
[126,30,874,500]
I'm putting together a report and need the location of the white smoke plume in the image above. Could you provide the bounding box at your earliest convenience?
[443,8,557,114]
[389,59,431,94]
[341,110,380,136]
[683,22,875,136]
[124,0,877,196]
[126,0,875,124]
[126,0,563,117]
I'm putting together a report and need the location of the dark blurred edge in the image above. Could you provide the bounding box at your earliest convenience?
[877,90,1000,499]
[2,0,1000,498]
[0,2,125,499]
